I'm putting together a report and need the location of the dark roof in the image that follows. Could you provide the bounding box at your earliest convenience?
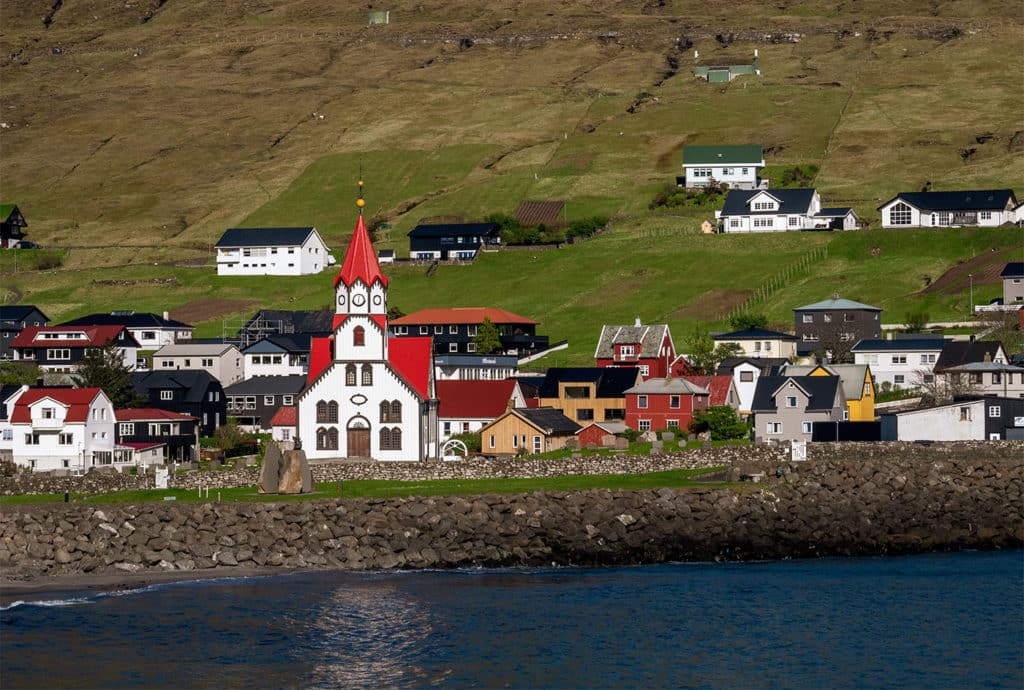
[750,375,841,412]
[935,341,1005,372]
[215,227,317,248]
[720,188,816,216]
[514,376,546,398]
[60,311,192,329]
[712,328,796,341]
[716,357,789,375]
[683,145,763,166]
[538,367,641,398]
[514,407,581,435]
[243,310,334,336]
[132,371,220,403]
[852,338,947,352]
[817,207,853,217]
[242,334,313,355]
[378,249,395,257]
[407,223,500,238]
[0,384,22,421]
[224,375,308,395]
[879,190,1016,212]
[1001,262,1024,279]
[0,305,49,326]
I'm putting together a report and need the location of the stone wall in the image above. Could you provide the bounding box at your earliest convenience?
[1,450,1020,582]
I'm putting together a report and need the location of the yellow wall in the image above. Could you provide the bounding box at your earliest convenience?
[539,382,627,425]
[481,412,571,455]
[809,365,875,422]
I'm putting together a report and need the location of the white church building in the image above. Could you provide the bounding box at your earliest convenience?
[297,197,439,461]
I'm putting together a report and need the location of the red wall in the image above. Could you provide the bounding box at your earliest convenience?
[625,392,707,431]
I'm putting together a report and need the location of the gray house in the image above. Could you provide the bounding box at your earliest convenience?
[751,375,845,443]
[1001,262,1024,305]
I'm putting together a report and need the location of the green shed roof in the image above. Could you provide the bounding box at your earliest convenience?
[682,145,763,166]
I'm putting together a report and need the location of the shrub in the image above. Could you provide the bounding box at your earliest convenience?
[689,406,749,440]
[566,216,609,239]
[448,431,481,454]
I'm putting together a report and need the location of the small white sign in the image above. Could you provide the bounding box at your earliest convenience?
[791,440,807,462]
[1014,417,1024,427]
[155,467,169,489]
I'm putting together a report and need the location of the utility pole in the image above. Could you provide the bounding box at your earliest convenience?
[968,273,974,318]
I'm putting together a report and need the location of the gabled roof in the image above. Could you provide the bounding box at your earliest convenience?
[679,375,735,406]
[154,343,239,357]
[306,337,333,384]
[10,325,140,349]
[119,442,166,451]
[712,327,796,341]
[720,188,816,216]
[10,388,104,424]
[594,323,673,359]
[215,227,318,248]
[942,361,1024,373]
[392,308,538,326]
[498,407,581,436]
[224,375,307,395]
[242,334,313,355]
[132,371,220,402]
[816,207,854,217]
[336,214,387,288]
[407,222,500,238]
[716,357,789,375]
[1001,262,1024,279]
[683,145,763,166]
[576,421,629,436]
[539,367,641,398]
[60,312,192,330]
[783,364,870,403]
[794,296,881,312]
[0,384,24,421]
[388,336,433,399]
[243,310,335,336]
[115,408,197,421]
[750,375,841,412]
[935,341,1005,371]
[269,406,297,427]
[852,338,947,352]
[878,189,1016,212]
[625,377,710,396]
[0,305,49,326]
[437,379,516,419]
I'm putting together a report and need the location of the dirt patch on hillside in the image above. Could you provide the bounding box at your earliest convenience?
[171,298,257,324]
[919,245,1023,295]
[671,289,752,320]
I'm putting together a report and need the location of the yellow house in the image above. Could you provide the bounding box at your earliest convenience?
[786,363,875,421]
[538,367,643,426]
[479,407,582,456]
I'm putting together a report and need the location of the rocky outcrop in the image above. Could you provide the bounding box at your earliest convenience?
[1,451,1020,582]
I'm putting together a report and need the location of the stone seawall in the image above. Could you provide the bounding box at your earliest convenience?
[1,451,1020,582]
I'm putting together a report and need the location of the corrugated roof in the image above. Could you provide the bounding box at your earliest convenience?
[514,201,565,227]
[10,388,103,424]
[0,305,49,325]
[750,375,841,412]
[407,222,500,238]
[720,188,816,216]
[575,421,629,436]
[215,227,316,248]
[794,296,881,312]
[625,378,710,395]
[594,323,672,359]
[879,189,1016,212]
[392,308,538,326]
[683,145,763,166]
[437,379,516,419]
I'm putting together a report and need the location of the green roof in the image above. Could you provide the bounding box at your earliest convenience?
[682,145,763,166]
[0,204,16,222]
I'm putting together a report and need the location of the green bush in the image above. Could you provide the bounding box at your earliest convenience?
[448,431,482,454]
[689,406,749,440]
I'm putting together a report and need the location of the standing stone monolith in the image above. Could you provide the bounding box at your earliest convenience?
[260,443,282,494]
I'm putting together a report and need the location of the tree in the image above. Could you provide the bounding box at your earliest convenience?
[911,368,979,406]
[690,405,749,440]
[214,419,246,451]
[683,326,744,375]
[387,305,405,321]
[473,318,503,355]
[977,310,1023,353]
[904,310,930,333]
[71,341,144,409]
[729,313,768,331]
[810,321,859,364]
[0,361,43,386]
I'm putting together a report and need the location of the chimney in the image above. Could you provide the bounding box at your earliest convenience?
[832,292,840,301]
[983,351,991,363]
[163,311,170,320]
[754,48,759,58]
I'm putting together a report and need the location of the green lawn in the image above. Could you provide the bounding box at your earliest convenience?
[0,466,729,506]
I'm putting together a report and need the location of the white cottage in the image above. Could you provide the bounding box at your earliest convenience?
[8,387,117,473]
[717,188,858,233]
[681,145,765,190]
[297,205,439,461]
[215,227,334,276]
[878,190,1017,228]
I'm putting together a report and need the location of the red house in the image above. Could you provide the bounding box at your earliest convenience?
[624,377,710,432]
[594,319,676,380]
[679,375,740,410]
[576,421,629,448]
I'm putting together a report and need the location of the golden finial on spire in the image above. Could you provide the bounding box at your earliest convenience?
[356,165,365,213]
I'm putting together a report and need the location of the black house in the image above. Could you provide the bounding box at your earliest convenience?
[407,222,501,261]
[224,375,307,431]
[793,294,882,358]
[0,205,28,248]
[115,408,200,462]
[132,370,226,437]
[238,310,334,348]
[0,305,49,361]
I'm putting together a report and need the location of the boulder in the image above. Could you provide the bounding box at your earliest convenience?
[278,450,307,494]
[260,443,282,494]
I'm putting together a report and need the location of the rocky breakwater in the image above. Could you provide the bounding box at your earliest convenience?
[2,452,1021,583]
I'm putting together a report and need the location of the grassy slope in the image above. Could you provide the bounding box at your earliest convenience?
[1,1,1022,358]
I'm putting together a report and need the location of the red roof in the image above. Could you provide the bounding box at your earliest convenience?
[307,336,334,384]
[10,325,133,348]
[10,388,104,424]
[680,375,734,407]
[119,442,166,451]
[270,406,297,427]
[436,379,516,419]
[391,307,538,326]
[115,408,196,421]
[335,214,387,289]
[388,336,432,399]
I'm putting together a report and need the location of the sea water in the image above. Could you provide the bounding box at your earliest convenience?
[2,550,1022,689]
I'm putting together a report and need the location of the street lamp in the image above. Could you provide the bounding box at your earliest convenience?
[968,273,974,317]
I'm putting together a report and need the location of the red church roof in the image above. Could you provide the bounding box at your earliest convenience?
[391,307,538,326]
[680,375,734,407]
[269,406,297,427]
[307,336,334,384]
[436,379,516,419]
[115,408,196,421]
[334,214,387,289]
[388,336,433,399]
[10,388,104,424]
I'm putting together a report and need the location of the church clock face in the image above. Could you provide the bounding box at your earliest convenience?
[337,294,346,306]
[372,295,383,306]
[352,293,366,307]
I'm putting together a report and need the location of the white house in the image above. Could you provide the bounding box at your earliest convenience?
[681,145,765,190]
[215,227,334,276]
[297,208,439,461]
[717,357,789,417]
[712,328,798,359]
[941,362,1024,399]
[852,337,948,390]
[241,335,310,379]
[8,387,118,473]
[433,354,520,382]
[152,342,245,386]
[717,188,859,233]
[59,311,193,350]
[877,190,1018,229]
[269,405,297,450]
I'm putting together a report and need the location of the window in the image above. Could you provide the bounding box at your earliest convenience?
[753,218,773,228]
[512,435,518,448]
[788,216,799,227]
[989,406,1001,418]
[637,395,648,409]
[619,345,635,357]
[741,167,748,175]
[160,390,173,401]
[669,395,680,409]
[361,364,373,386]
[316,427,339,451]
[923,374,935,383]
[93,408,106,420]
[754,341,762,352]
[25,432,40,444]
[786,396,798,408]
[959,407,971,421]
[283,395,293,406]
[802,314,813,323]
[449,343,459,353]
[380,400,401,423]
[564,386,591,399]
[638,419,651,431]
[161,360,173,368]
[533,436,542,454]
[844,313,856,322]
[823,313,832,323]
[764,341,772,351]
[316,400,339,424]
[992,372,1002,385]
[729,219,740,228]
[47,348,71,360]
[489,434,495,449]
[666,419,679,428]
[980,211,992,220]
[353,326,365,347]
[380,427,402,451]
[261,395,273,406]
[893,355,907,365]
[467,343,476,353]
[345,364,357,386]
[1,429,11,441]
[889,202,912,225]
[434,326,444,335]
[920,354,936,364]
[722,167,734,175]
[801,422,813,434]
[59,433,73,445]
[41,407,55,419]
[969,373,982,385]
[119,423,134,436]
[639,365,649,377]
[740,371,754,382]
[467,325,478,336]
[419,326,429,335]
[604,409,625,421]
[577,409,594,421]
[766,422,782,435]
[393,326,408,335]
[893,375,905,385]
[449,325,459,334]
[202,358,214,367]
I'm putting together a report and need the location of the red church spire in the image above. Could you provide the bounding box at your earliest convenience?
[334,180,388,288]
